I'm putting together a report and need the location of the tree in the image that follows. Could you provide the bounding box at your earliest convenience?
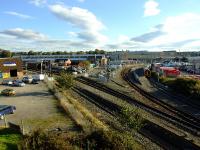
[76,51,85,54]
[94,49,106,54]
[78,60,91,70]
[56,72,74,90]
[173,57,180,62]
[0,50,12,58]
[28,50,35,55]
[181,57,188,62]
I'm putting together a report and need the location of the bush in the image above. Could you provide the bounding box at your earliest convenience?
[159,77,175,84]
[118,106,144,132]
[19,130,74,150]
[85,130,141,150]
[151,71,159,80]
[19,129,142,150]
[56,72,74,90]
[78,60,91,70]
[160,77,200,98]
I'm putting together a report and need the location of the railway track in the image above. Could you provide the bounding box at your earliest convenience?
[122,68,200,134]
[76,76,200,136]
[73,85,200,150]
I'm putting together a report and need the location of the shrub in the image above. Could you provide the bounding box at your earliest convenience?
[56,72,74,90]
[160,77,200,98]
[118,106,144,132]
[19,130,74,150]
[170,77,200,96]
[151,71,159,80]
[78,60,91,70]
[85,130,141,150]
[159,77,175,84]
[19,129,142,150]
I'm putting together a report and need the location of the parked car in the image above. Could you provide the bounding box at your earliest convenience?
[32,74,44,81]
[31,79,39,84]
[1,89,16,96]
[22,76,33,83]
[0,105,16,119]
[2,80,13,85]
[12,80,25,87]
[77,69,83,74]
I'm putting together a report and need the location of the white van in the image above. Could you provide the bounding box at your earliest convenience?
[32,74,45,81]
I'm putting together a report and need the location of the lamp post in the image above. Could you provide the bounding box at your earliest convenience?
[25,62,28,74]
[41,59,43,74]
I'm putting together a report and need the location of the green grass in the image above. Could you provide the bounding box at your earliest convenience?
[0,128,22,150]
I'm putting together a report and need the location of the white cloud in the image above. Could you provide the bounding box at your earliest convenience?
[147,13,200,47]
[30,0,47,6]
[108,13,200,51]
[78,0,85,2]
[49,4,105,31]
[49,4,108,45]
[144,0,160,17]
[117,35,130,43]
[0,27,106,51]
[0,28,48,41]
[4,11,34,19]
[67,31,77,38]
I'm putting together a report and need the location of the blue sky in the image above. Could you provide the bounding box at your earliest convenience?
[1,0,200,51]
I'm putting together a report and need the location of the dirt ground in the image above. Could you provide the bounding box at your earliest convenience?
[0,82,75,132]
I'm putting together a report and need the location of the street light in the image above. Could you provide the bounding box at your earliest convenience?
[41,59,43,74]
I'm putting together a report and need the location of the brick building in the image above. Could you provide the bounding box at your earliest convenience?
[0,58,23,79]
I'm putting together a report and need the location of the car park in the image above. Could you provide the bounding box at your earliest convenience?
[1,88,16,96]
[2,80,13,85]
[12,80,25,87]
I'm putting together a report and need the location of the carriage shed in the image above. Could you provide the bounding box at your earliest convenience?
[0,57,23,79]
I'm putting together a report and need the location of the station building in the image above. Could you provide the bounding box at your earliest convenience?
[0,58,23,79]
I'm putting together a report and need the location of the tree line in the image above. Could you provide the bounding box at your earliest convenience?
[0,48,106,58]
[14,49,106,56]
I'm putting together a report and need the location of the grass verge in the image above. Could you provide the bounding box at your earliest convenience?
[0,128,22,150]
[44,76,108,132]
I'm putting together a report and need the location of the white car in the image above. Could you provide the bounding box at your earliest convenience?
[2,80,13,85]
[12,80,25,87]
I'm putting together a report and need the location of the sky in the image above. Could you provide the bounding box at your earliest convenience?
[1,0,200,52]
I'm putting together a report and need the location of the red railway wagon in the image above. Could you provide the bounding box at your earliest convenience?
[160,67,180,77]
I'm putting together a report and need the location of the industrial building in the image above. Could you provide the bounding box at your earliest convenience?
[0,58,23,79]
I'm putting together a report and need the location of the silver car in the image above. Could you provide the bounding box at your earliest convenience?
[2,80,13,85]
[12,80,26,87]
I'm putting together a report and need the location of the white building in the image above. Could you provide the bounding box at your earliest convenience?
[188,57,200,74]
